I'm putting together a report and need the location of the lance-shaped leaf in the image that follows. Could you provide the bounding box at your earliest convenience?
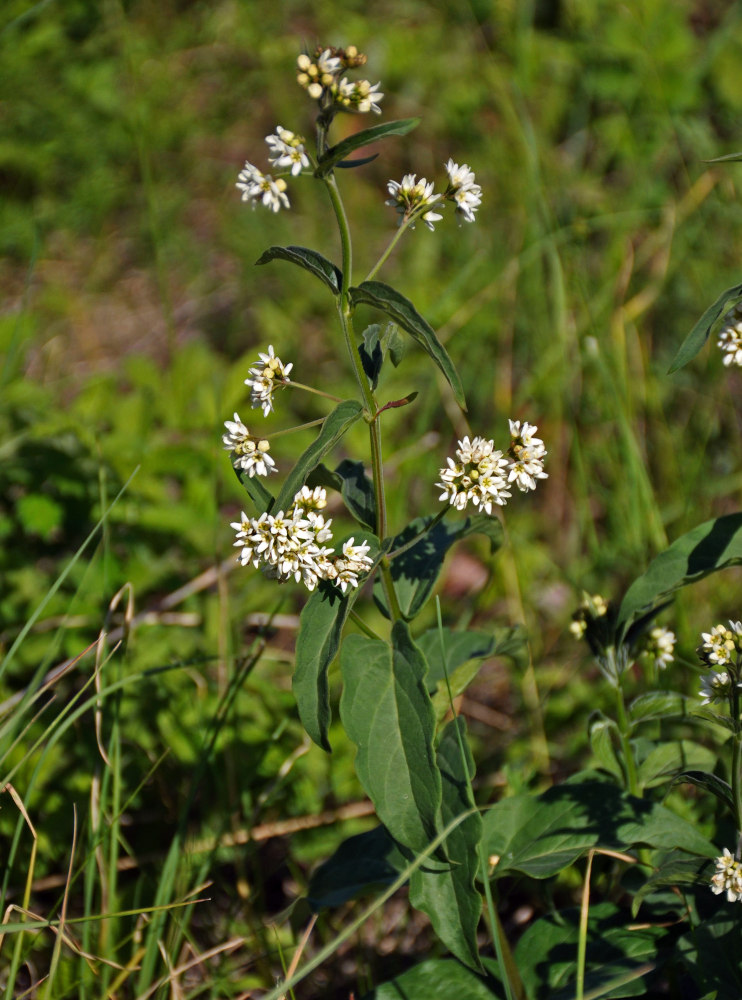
[668,281,742,373]
[293,582,354,752]
[236,468,274,514]
[316,118,420,177]
[339,622,442,854]
[482,779,716,881]
[350,281,466,408]
[616,513,742,640]
[307,825,407,910]
[274,400,363,512]
[376,514,504,621]
[409,718,483,971]
[632,850,715,917]
[255,244,342,296]
[673,769,734,813]
[334,458,376,530]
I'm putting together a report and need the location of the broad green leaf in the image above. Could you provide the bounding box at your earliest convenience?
[590,716,624,782]
[307,825,407,909]
[616,513,742,640]
[255,244,342,295]
[668,281,742,373]
[515,902,661,999]
[339,623,442,854]
[676,913,742,1000]
[377,515,504,621]
[636,740,716,789]
[416,627,495,693]
[316,117,420,176]
[350,280,466,408]
[238,468,274,514]
[628,691,688,726]
[293,582,354,751]
[361,957,501,1000]
[482,780,716,880]
[334,458,376,530]
[274,400,364,512]
[409,718,483,970]
[673,770,734,813]
[631,850,715,918]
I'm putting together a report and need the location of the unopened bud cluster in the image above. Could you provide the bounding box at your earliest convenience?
[231,486,373,594]
[296,46,383,115]
[437,421,547,516]
[569,593,608,640]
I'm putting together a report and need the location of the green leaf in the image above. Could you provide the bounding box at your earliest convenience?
[293,582,355,751]
[707,150,742,162]
[482,780,716,880]
[237,468,274,514]
[377,515,504,621]
[334,458,376,530]
[255,244,342,296]
[409,718,483,970]
[590,716,624,782]
[636,740,716,789]
[339,623,442,854]
[676,913,742,1000]
[416,627,495,694]
[668,281,742,373]
[350,280,466,409]
[361,957,501,1000]
[673,770,734,813]
[274,400,364,512]
[616,513,742,640]
[359,324,383,388]
[316,118,420,176]
[307,825,407,909]
[628,691,688,726]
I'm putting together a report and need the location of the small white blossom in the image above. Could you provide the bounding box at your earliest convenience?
[236,162,290,212]
[699,622,742,666]
[646,626,676,670]
[333,537,374,593]
[265,126,310,176]
[244,345,293,417]
[700,670,732,705]
[507,420,548,493]
[711,848,742,902]
[222,413,276,477]
[334,77,384,114]
[444,158,482,223]
[718,306,742,367]
[386,174,443,230]
[437,435,511,515]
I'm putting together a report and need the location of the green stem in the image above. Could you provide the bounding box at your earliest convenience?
[615,681,639,796]
[363,216,415,282]
[286,381,344,404]
[732,682,742,847]
[387,506,448,559]
[349,609,382,641]
[266,417,326,439]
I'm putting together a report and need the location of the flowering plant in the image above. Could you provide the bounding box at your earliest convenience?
[226,44,739,1000]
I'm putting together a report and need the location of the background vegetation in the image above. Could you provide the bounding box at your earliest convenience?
[3,0,742,994]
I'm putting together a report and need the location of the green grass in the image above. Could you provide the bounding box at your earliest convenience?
[3,0,742,994]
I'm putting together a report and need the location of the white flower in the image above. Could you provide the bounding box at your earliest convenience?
[236,162,290,212]
[700,670,732,705]
[711,848,742,902]
[386,174,443,230]
[507,420,548,493]
[437,436,511,515]
[222,413,276,477]
[646,626,675,669]
[333,537,374,593]
[265,126,310,176]
[718,306,742,367]
[699,622,741,666]
[244,345,293,417]
[333,77,383,114]
[444,158,482,223]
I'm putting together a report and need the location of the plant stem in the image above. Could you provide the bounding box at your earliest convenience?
[732,684,742,848]
[615,681,639,796]
[364,216,414,282]
[286,381,344,404]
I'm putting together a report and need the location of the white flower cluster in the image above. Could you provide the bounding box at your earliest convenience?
[236,128,310,213]
[645,625,676,670]
[386,160,482,230]
[223,413,276,477]
[231,486,373,593]
[437,423,546,516]
[296,46,383,114]
[711,848,742,902]
[698,620,742,706]
[244,345,293,417]
[569,593,608,640]
[718,305,742,368]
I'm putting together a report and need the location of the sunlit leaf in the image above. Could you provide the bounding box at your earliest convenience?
[316,118,420,176]
[255,244,342,295]
[668,281,742,373]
